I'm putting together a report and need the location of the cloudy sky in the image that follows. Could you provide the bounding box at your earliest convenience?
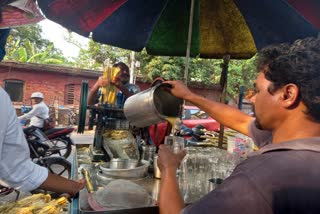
[38,19,89,58]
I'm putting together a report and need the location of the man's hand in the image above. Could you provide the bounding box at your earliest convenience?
[157,144,186,176]
[39,174,86,198]
[164,80,194,101]
[69,178,86,197]
[96,76,108,87]
[158,145,186,214]
[110,75,123,88]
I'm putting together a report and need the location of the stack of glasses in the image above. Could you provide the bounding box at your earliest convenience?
[178,147,241,203]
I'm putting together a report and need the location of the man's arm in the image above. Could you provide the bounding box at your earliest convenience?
[18,104,42,121]
[165,81,254,136]
[158,145,186,214]
[114,82,133,98]
[88,76,106,105]
[88,77,101,105]
[39,174,85,197]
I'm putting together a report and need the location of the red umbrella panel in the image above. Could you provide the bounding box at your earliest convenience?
[38,0,128,36]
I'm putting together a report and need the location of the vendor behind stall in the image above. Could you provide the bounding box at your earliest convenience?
[87,62,140,107]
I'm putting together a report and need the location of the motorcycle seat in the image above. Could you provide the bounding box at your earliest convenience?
[44,127,74,137]
[23,126,38,134]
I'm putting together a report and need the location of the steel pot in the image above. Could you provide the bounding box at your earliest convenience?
[100,159,149,178]
[124,83,183,127]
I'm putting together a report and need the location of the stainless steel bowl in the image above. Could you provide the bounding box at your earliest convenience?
[100,159,149,178]
[109,158,139,169]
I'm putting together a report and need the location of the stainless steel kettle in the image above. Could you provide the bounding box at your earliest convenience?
[124,83,183,127]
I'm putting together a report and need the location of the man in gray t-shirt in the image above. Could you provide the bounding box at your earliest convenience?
[156,37,320,214]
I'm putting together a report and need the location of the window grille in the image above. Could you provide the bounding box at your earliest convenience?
[4,79,24,102]
[64,84,75,105]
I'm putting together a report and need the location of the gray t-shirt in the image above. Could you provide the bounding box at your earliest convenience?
[248,119,272,148]
[181,120,320,214]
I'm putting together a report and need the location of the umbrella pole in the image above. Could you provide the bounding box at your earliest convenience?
[238,86,245,110]
[130,51,135,84]
[218,55,230,148]
[183,0,195,85]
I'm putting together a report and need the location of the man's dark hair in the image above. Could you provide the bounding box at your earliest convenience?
[113,62,129,74]
[256,43,291,71]
[265,45,320,121]
[290,36,320,53]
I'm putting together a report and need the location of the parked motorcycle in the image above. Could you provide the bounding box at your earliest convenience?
[0,128,72,199]
[24,126,72,184]
[23,126,72,159]
[44,127,74,158]
[20,105,74,158]
[180,124,220,146]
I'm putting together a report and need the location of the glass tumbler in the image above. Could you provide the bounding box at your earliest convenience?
[164,136,185,154]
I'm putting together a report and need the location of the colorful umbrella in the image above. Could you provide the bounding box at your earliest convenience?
[37,0,320,148]
[38,0,319,60]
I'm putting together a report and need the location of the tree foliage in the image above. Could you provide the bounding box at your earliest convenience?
[74,39,132,70]
[5,24,69,64]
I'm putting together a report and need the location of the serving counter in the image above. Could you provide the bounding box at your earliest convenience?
[69,145,239,214]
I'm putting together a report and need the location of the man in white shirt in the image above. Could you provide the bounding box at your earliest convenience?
[18,92,49,129]
[0,87,85,195]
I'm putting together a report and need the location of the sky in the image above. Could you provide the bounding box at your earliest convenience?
[38,19,89,58]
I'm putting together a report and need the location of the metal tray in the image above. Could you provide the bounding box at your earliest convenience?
[70,145,160,214]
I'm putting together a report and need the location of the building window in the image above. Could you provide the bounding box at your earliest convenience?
[4,79,24,102]
[64,84,75,105]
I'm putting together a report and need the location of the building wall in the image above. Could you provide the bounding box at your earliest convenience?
[0,66,98,107]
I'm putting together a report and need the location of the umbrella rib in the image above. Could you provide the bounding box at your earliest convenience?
[184,0,196,85]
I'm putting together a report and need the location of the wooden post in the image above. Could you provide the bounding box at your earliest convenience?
[218,55,230,149]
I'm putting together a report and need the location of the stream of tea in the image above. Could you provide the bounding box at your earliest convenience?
[166,117,180,136]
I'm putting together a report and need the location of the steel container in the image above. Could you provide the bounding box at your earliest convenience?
[124,83,183,127]
[100,159,149,178]
[141,145,156,164]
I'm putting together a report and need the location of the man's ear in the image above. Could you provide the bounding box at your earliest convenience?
[281,84,299,108]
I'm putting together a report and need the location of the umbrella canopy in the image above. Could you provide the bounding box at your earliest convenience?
[287,0,320,30]
[0,0,45,28]
[38,0,319,59]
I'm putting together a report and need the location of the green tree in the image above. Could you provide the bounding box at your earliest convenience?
[5,24,69,64]
[227,57,257,98]
[75,39,131,70]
